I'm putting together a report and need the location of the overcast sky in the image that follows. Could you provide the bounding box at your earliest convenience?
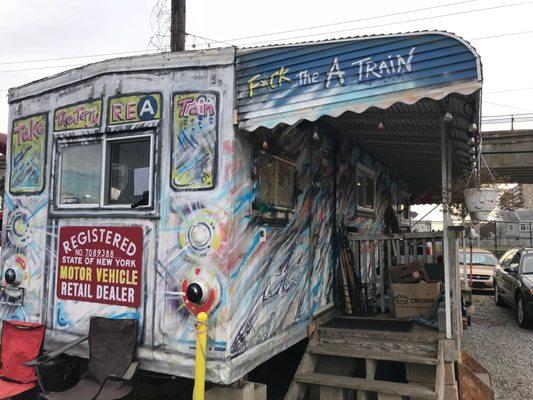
[1,0,533,133]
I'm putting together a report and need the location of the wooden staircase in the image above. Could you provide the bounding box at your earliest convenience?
[285,323,446,400]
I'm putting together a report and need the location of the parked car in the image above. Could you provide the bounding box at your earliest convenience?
[459,248,498,290]
[494,247,533,327]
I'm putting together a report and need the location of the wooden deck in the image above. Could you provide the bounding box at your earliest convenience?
[318,314,445,344]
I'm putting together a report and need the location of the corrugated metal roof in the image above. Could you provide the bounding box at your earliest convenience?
[236,31,482,131]
[318,94,477,197]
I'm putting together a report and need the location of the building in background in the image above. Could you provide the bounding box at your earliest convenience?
[521,184,533,208]
[479,209,533,255]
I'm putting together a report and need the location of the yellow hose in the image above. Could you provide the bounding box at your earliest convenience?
[193,312,208,400]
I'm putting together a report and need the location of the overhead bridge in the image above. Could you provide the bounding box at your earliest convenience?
[482,129,533,183]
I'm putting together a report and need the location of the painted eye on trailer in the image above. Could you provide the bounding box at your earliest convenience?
[186,280,210,305]
[188,222,212,250]
[186,283,204,304]
[4,268,22,286]
[13,215,27,237]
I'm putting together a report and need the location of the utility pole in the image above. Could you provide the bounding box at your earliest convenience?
[170,0,186,52]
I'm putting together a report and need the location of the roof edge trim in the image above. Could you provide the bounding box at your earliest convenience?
[8,47,236,103]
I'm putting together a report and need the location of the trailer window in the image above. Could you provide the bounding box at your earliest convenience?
[252,150,297,224]
[59,143,101,205]
[56,132,154,209]
[106,138,151,205]
[356,163,375,213]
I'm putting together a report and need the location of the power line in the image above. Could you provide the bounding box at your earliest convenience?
[483,101,533,113]
[482,113,533,125]
[230,2,533,47]
[221,0,482,42]
[2,27,531,72]
[0,33,224,74]
[484,113,533,118]
[185,32,234,47]
[0,63,85,75]
[0,49,157,67]
[471,29,533,41]
[484,87,533,94]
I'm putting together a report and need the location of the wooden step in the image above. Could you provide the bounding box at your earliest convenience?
[317,320,443,344]
[315,335,437,356]
[295,372,437,400]
[309,341,439,365]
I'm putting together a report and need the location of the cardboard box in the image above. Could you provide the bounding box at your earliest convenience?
[391,281,441,318]
[390,261,426,283]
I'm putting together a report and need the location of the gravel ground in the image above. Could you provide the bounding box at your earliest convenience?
[463,292,533,400]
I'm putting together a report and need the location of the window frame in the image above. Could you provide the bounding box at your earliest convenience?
[510,252,521,270]
[251,148,299,226]
[356,163,376,214]
[500,250,517,268]
[520,223,528,232]
[55,138,102,210]
[54,130,155,211]
[101,133,154,209]
[509,224,515,231]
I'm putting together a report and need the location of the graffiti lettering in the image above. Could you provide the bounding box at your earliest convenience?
[177,95,216,118]
[352,47,416,81]
[54,100,102,131]
[55,106,100,129]
[14,117,45,146]
[296,69,319,86]
[172,93,217,190]
[325,57,345,88]
[262,266,298,301]
[108,94,161,125]
[246,47,416,97]
[10,114,48,193]
[248,66,291,97]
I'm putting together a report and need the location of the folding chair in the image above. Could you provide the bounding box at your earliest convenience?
[0,320,46,399]
[31,317,138,400]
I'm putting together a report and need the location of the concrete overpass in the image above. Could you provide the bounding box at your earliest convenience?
[482,129,533,183]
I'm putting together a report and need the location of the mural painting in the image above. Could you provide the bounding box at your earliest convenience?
[10,114,47,194]
[54,99,102,131]
[171,93,217,190]
[108,93,161,125]
[247,46,416,98]
[1,64,407,382]
[158,91,228,353]
[229,128,314,357]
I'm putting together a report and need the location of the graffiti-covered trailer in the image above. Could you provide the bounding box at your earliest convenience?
[1,32,482,383]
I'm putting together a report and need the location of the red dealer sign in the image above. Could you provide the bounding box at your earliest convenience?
[56,226,143,307]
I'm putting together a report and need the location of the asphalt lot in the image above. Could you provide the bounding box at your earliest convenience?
[463,291,533,400]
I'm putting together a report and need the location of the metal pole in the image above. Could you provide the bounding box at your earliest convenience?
[170,0,186,52]
[494,222,498,255]
[441,118,452,340]
[193,312,208,400]
[462,234,467,282]
[530,222,532,247]
[469,239,474,287]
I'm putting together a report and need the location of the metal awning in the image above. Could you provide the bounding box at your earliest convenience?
[319,94,478,198]
[236,31,483,198]
[236,31,482,132]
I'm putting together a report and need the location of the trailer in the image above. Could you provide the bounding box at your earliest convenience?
[1,31,482,387]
